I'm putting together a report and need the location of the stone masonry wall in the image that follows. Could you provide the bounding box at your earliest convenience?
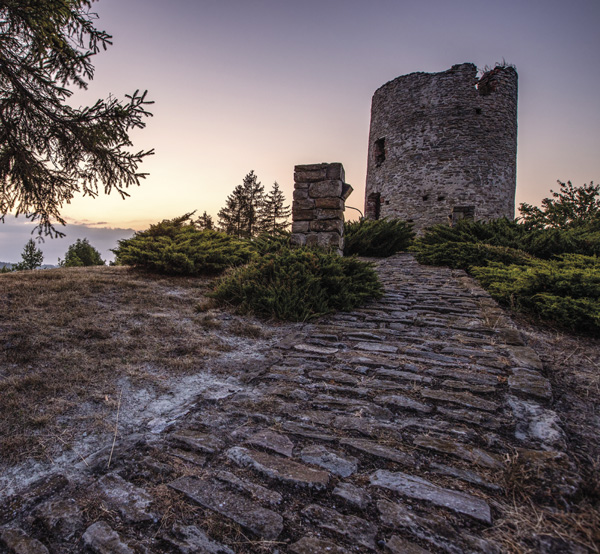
[291,163,353,255]
[364,63,518,233]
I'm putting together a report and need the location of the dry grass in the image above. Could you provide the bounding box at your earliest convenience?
[0,266,225,464]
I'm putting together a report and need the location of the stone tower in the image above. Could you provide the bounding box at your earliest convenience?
[364,63,518,232]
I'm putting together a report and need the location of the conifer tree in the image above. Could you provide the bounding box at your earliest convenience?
[14,238,43,270]
[195,211,214,230]
[260,181,291,234]
[241,170,264,238]
[0,0,153,236]
[218,185,246,237]
[218,171,265,238]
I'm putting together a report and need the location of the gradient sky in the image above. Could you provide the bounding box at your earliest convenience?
[2,0,599,263]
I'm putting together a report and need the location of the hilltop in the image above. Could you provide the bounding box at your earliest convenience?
[0,260,598,553]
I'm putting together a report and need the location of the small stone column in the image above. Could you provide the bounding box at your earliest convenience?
[290,163,353,255]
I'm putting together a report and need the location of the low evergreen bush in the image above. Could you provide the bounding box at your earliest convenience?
[211,247,383,321]
[344,218,414,257]
[413,241,534,270]
[472,255,600,334]
[113,214,254,275]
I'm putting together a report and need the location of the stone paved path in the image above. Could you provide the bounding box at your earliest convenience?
[0,255,586,553]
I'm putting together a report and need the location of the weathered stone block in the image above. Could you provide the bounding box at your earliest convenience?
[341,182,353,201]
[326,162,345,181]
[317,232,343,250]
[305,234,320,247]
[308,180,343,198]
[292,208,316,221]
[295,169,328,183]
[309,219,343,233]
[290,233,306,247]
[315,197,345,209]
[291,221,310,233]
[294,199,315,211]
[293,188,310,201]
[315,208,344,220]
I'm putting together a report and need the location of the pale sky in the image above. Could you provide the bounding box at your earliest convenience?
[2,0,599,263]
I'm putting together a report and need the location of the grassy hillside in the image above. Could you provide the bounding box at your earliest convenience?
[0,266,272,465]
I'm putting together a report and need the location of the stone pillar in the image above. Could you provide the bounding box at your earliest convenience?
[290,163,353,255]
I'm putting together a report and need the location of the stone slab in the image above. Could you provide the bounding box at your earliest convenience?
[333,482,371,509]
[420,389,499,412]
[300,445,358,477]
[96,474,154,523]
[355,342,399,354]
[170,431,225,454]
[341,438,414,466]
[245,429,294,457]
[169,476,283,539]
[301,504,377,550]
[509,368,552,400]
[226,447,330,488]
[82,522,133,554]
[376,394,433,413]
[413,435,503,470]
[294,343,339,355]
[370,470,492,523]
[162,524,234,554]
[213,470,282,505]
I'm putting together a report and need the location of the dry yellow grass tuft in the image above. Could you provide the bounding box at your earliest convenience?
[0,266,228,464]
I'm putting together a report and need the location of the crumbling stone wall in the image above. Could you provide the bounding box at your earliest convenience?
[291,163,352,255]
[364,63,518,233]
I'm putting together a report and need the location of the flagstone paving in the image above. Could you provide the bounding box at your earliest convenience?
[0,255,590,553]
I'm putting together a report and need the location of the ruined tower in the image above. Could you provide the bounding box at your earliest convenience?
[364,63,518,232]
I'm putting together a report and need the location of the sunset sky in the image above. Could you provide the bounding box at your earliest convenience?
[1,0,599,263]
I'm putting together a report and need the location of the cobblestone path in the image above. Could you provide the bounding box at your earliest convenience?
[0,255,585,553]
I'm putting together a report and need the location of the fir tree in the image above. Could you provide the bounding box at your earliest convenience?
[260,182,291,234]
[218,171,265,238]
[14,238,43,270]
[218,185,246,238]
[0,0,153,236]
[240,170,264,238]
[195,211,214,230]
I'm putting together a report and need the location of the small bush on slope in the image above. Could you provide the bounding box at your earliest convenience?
[412,218,600,335]
[344,218,414,257]
[211,247,383,321]
[413,218,600,261]
[472,255,600,334]
[113,214,254,275]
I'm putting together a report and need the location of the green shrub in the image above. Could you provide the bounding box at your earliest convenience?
[211,247,383,321]
[413,241,534,270]
[60,238,105,267]
[344,218,414,257]
[413,218,600,260]
[472,255,600,334]
[250,230,291,255]
[113,214,255,275]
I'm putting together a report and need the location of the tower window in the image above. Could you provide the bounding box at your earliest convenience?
[374,138,386,167]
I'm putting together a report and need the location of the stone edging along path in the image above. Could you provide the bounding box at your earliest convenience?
[0,254,585,553]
